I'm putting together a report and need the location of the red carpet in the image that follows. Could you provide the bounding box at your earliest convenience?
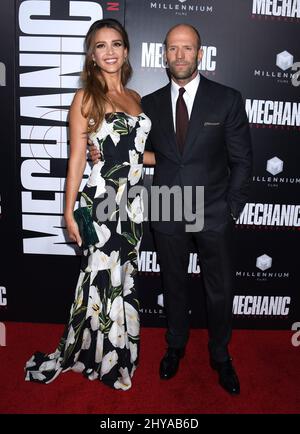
[0,322,299,414]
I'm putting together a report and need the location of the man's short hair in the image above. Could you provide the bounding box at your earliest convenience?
[164,24,202,50]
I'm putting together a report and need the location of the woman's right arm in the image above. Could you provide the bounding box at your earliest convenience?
[64,89,89,246]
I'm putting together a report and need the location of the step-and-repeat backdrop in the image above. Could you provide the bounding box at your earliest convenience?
[0,0,299,329]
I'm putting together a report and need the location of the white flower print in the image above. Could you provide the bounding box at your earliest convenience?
[135,238,141,254]
[26,355,36,368]
[66,325,75,347]
[124,302,139,337]
[79,195,87,207]
[87,285,102,331]
[39,360,57,372]
[90,270,98,287]
[113,367,132,390]
[108,122,122,146]
[116,216,121,235]
[129,342,138,363]
[87,250,120,283]
[109,250,121,287]
[122,261,134,297]
[88,371,99,380]
[81,328,92,350]
[93,222,111,248]
[95,331,104,363]
[127,116,137,130]
[72,362,85,373]
[128,149,139,165]
[130,364,137,378]
[101,350,118,377]
[108,321,126,348]
[73,350,80,364]
[126,194,144,224]
[128,164,143,186]
[115,178,127,206]
[87,161,106,198]
[87,249,110,272]
[138,116,151,134]
[134,127,147,153]
[48,350,61,362]
[126,149,143,186]
[90,118,119,146]
[29,371,47,382]
[109,296,124,325]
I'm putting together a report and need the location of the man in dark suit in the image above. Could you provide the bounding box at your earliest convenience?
[141,24,252,395]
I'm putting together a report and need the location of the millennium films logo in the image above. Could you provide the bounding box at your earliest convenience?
[139,292,165,316]
[266,156,283,175]
[149,0,213,16]
[236,253,290,281]
[254,50,299,85]
[251,156,300,189]
[245,98,300,129]
[251,0,300,20]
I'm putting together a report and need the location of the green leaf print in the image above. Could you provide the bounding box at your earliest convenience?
[80,192,94,213]
[113,117,129,135]
[122,232,137,246]
[104,163,125,178]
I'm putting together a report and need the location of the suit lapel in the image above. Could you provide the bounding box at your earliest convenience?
[183,75,212,158]
[158,84,181,159]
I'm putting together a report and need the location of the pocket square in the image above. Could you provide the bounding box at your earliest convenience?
[204,122,221,126]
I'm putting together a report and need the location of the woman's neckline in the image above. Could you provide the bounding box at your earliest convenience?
[105,111,144,118]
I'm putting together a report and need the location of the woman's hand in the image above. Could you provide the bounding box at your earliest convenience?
[143,151,156,165]
[65,213,82,247]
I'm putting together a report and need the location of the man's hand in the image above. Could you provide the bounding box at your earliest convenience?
[88,139,101,164]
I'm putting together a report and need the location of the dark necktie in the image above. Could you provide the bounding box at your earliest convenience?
[176,87,189,154]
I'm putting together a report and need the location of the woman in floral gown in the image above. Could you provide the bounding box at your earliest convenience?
[25,19,155,390]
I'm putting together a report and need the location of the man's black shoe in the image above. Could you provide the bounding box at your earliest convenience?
[159,347,185,380]
[210,358,240,395]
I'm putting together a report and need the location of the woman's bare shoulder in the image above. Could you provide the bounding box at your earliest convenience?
[127,88,141,103]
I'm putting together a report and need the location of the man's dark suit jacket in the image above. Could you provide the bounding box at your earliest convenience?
[141,74,252,234]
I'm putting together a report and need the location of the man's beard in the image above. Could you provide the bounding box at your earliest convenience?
[168,61,198,80]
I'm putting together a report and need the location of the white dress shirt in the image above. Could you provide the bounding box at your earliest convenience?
[171,73,200,132]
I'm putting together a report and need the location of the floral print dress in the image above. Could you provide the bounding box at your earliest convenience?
[25,111,151,390]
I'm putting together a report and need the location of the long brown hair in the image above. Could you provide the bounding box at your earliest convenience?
[81,19,132,133]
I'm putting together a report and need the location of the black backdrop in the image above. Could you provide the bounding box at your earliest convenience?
[0,0,299,330]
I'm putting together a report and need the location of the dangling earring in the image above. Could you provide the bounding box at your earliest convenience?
[93,60,96,67]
